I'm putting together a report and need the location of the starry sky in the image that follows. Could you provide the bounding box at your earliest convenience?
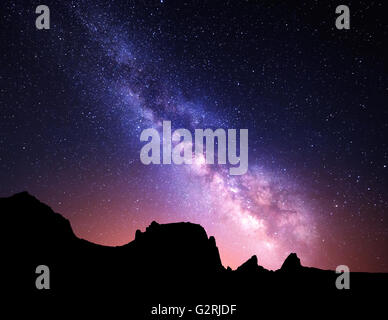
[1,0,387,272]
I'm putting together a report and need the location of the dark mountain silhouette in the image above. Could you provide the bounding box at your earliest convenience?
[236,255,269,273]
[280,252,302,271]
[2,192,387,318]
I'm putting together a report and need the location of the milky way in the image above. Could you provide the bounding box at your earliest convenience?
[1,1,387,271]
[71,7,319,269]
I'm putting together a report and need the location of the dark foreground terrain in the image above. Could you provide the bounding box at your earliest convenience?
[2,192,387,318]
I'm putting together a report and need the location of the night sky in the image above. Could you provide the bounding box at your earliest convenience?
[1,0,387,272]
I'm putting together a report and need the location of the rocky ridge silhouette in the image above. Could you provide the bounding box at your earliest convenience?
[2,192,387,318]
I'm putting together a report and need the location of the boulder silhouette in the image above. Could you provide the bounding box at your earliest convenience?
[280,253,303,271]
[236,255,269,273]
[124,220,224,274]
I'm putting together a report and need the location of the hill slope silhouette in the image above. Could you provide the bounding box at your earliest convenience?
[2,192,387,318]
